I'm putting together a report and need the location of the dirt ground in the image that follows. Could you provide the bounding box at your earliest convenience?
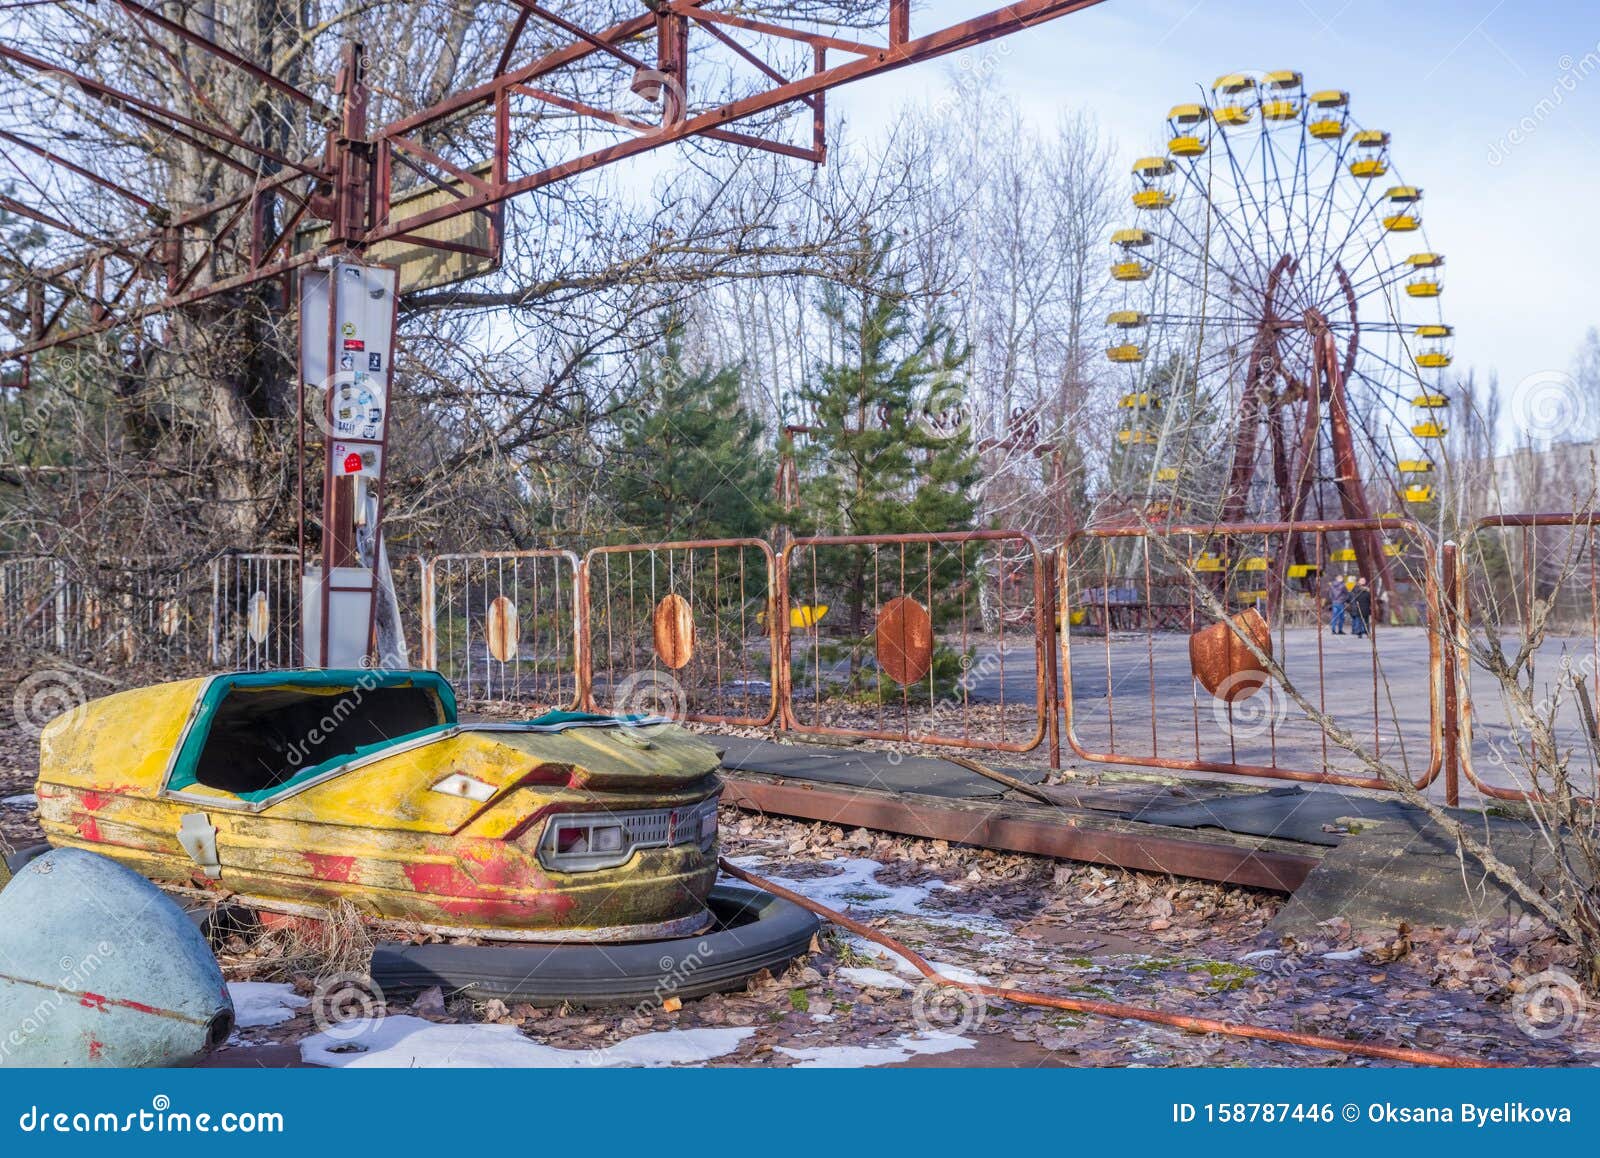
[3,666,1597,1068]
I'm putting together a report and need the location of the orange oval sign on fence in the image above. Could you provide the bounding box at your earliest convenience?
[876,595,934,685]
[1189,607,1272,702]
[652,592,695,670]
[486,595,520,663]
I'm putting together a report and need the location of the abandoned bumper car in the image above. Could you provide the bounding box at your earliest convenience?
[33,670,816,1004]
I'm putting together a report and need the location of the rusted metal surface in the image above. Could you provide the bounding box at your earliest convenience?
[875,594,933,684]
[651,591,696,671]
[424,550,581,708]
[1189,607,1272,702]
[720,772,1316,891]
[721,857,1492,1067]
[584,540,776,726]
[4,0,1110,362]
[782,531,1051,753]
[1060,519,1442,791]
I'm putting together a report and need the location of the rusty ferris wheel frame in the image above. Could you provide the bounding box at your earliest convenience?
[0,0,1108,367]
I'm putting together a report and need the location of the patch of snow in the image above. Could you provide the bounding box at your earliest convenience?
[1240,949,1281,962]
[838,966,914,991]
[725,857,946,917]
[1321,948,1364,961]
[2,793,36,809]
[777,1032,974,1068]
[300,1016,753,1069]
[228,982,308,1028]
[838,936,985,988]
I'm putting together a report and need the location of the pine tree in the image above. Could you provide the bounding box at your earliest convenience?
[793,236,979,680]
[606,322,774,542]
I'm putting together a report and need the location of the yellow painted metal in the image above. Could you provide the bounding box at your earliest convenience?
[1287,562,1319,579]
[1406,252,1445,268]
[1155,466,1180,483]
[1413,420,1446,439]
[1132,188,1173,210]
[1383,213,1420,232]
[1112,228,1153,247]
[1213,105,1252,127]
[35,680,724,937]
[1406,279,1443,298]
[1263,70,1303,89]
[1310,89,1349,108]
[1168,103,1207,124]
[1331,547,1358,563]
[1213,73,1257,93]
[1349,158,1389,179]
[1386,184,1422,202]
[1118,390,1160,408]
[1412,392,1449,407]
[1415,352,1452,368]
[1191,553,1227,573]
[1403,484,1434,504]
[1117,429,1158,446]
[1398,459,1435,473]
[1240,555,1270,572]
[1169,135,1207,157]
[1112,260,1152,282]
[1308,118,1346,139]
[1107,310,1149,327]
[1416,324,1453,338]
[1384,542,1405,557]
[1261,99,1300,121]
[1133,156,1175,179]
[1237,589,1269,603]
[1106,344,1144,363]
[1353,129,1391,147]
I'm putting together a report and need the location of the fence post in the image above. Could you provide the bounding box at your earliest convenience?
[575,556,593,711]
[1441,540,1460,807]
[419,555,436,671]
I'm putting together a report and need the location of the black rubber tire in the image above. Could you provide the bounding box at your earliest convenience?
[4,843,50,874]
[370,884,820,1007]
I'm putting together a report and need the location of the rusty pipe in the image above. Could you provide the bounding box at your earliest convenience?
[720,858,1493,1068]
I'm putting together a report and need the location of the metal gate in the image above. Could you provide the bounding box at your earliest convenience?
[780,531,1052,752]
[583,540,777,725]
[423,550,582,708]
[1058,519,1442,790]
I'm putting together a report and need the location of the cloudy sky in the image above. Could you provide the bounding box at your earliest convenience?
[823,0,1599,438]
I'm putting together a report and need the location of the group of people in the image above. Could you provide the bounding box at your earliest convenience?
[1327,575,1374,638]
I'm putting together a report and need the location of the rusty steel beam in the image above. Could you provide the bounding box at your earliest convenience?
[720,772,1320,892]
[374,0,1109,243]
[4,0,1107,359]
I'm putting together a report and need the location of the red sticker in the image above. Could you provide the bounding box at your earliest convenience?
[342,339,365,351]
[343,452,363,474]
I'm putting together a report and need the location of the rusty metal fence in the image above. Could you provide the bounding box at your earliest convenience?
[1058,519,1442,791]
[583,540,777,725]
[779,531,1052,753]
[422,550,582,709]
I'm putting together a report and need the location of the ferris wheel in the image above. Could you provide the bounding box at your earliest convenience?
[1104,70,1450,594]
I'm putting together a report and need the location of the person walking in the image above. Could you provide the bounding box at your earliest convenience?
[1327,577,1348,634]
[1349,576,1373,639]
